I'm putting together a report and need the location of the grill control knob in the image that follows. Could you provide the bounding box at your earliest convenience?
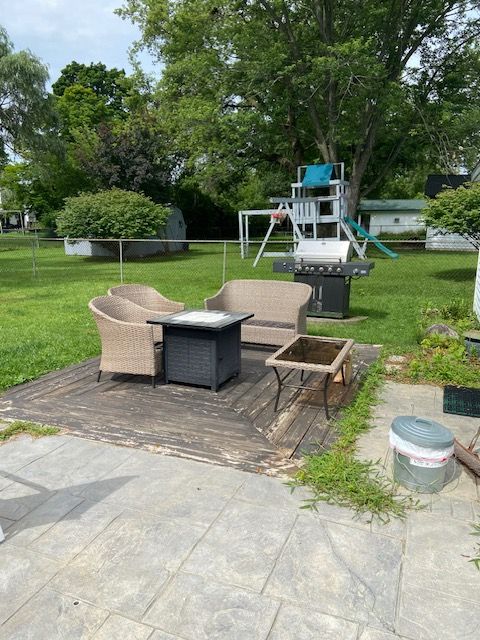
[319,267,324,272]
[327,267,333,273]
[310,266,315,272]
[336,267,342,273]
[353,268,359,275]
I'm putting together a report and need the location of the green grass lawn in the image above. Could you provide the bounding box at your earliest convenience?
[0,238,477,391]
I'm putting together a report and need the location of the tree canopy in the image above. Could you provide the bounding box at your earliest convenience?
[0,26,51,163]
[52,61,130,113]
[118,0,480,212]
[0,58,176,228]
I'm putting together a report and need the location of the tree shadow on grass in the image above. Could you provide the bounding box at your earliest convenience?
[432,268,477,282]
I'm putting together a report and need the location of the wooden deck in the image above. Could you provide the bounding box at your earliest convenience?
[0,345,378,474]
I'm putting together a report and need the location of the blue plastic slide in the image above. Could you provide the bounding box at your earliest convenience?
[345,216,399,259]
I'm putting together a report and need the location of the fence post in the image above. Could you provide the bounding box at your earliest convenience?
[31,238,37,278]
[222,241,227,285]
[119,239,124,283]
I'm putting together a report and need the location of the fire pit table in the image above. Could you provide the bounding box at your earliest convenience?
[147,310,253,391]
[265,335,354,418]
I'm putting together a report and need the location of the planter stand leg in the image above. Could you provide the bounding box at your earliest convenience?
[273,367,283,411]
[323,373,331,420]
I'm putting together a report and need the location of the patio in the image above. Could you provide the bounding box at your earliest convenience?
[0,404,479,640]
[0,344,378,473]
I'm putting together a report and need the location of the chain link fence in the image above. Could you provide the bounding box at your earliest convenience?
[1,233,478,391]
[1,235,478,308]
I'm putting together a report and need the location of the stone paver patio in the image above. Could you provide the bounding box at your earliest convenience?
[0,381,479,639]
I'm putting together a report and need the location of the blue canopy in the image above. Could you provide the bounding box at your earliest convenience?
[302,164,333,187]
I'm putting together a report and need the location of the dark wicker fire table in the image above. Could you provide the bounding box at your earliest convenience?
[147,310,254,391]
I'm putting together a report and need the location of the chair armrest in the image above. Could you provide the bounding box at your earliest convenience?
[204,290,226,310]
[295,297,310,334]
[155,299,185,313]
[97,318,155,353]
[161,300,185,313]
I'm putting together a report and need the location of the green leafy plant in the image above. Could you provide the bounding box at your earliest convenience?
[56,188,169,240]
[0,420,59,442]
[419,300,479,334]
[294,360,418,519]
[423,182,480,250]
[407,335,480,387]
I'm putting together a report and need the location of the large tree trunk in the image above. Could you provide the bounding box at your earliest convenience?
[346,104,381,217]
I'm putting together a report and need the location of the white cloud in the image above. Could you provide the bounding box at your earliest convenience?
[0,0,159,84]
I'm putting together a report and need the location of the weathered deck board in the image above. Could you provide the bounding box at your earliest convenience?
[0,345,379,474]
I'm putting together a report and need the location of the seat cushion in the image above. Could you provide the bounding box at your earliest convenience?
[243,318,295,330]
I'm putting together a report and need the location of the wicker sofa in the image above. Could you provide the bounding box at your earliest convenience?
[108,284,185,314]
[204,279,311,346]
[89,295,163,387]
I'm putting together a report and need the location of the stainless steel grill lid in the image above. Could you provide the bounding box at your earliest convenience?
[295,240,353,263]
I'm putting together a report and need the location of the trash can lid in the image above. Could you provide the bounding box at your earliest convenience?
[390,416,454,448]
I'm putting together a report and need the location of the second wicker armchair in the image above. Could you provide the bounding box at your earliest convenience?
[108,284,185,314]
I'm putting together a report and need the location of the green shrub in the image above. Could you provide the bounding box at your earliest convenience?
[419,300,480,335]
[56,188,169,239]
[407,335,480,387]
[422,182,480,249]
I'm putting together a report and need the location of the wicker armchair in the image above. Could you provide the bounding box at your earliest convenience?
[108,284,185,314]
[205,279,312,346]
[89,296,162,387]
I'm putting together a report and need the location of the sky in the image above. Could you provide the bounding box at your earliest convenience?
[0,0,159,86]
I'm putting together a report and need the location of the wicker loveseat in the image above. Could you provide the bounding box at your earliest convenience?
[205,279,311,346]
[108,284,185,314]
[89,295,162,387]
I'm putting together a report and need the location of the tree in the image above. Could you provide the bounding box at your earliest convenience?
[55,85,111,138]
[56,188,169,239]
[0,26,51,163]
[118,1,480,213]
[52,61,130,114]
[423,182,480,249]
[0,153,95,227]
[1,60,166,227]
[74,114,174,201]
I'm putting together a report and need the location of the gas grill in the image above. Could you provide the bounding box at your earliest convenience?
[273,240,374,318]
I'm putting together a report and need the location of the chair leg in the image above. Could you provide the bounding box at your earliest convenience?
[97,370,102,382]
[151,375,156,389]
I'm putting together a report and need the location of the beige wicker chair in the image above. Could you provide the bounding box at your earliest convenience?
[108,284,185,314]
[89,296,162,387]
[205,279,311,346]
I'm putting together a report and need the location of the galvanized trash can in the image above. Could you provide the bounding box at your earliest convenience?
[389,416,454,493]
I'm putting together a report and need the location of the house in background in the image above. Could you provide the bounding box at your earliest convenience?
[424,174,471,197]
[357,199,426,235]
